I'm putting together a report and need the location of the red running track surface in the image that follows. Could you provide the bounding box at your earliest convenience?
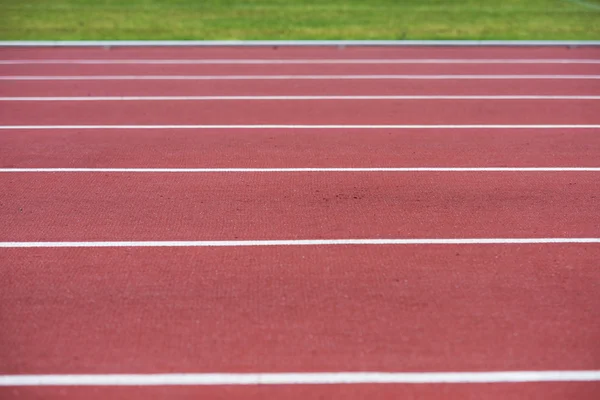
[0,46,599,400]
[3,245,600,374]
[3,383,600,400]
[1,63,599,76]
[1,172,599,241]
[0,79,600,97]
[1,99,599,125]
[10,383,600,400]
[1,129,599,168]
[3,80,600,97]
[1,246,600,399]
[1,45,599,59]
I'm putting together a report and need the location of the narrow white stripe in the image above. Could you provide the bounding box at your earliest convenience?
[1,59,599,65]
[1,168,599,173]
[0,75,599,81]
[1,371,600,386]
[1,95,599,101]
[1,40,599,47]
[1,238,598,248]
[1,125,599,130]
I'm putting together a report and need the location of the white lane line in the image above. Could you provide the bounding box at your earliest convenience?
[1,125,599,130]
[2,95,599,101]
[1,370,600,386]
[1,59,600,65]
[1,40,599,47]
[1,75,599,81]
[1,239,599,248]
[2,168,599,173]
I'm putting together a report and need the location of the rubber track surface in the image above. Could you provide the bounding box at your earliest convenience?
[0,45,599,400]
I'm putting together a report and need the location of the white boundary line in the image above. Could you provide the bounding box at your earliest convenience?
[1,370,600,386]
[1,40,600,47]
[1,238,599,248]
[1,124,599,130]
[2,95,599,101]
[2,168,599,173]
[2,59,600,65]
[2,75,599,81]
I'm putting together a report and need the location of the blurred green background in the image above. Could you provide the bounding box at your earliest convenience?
[1,0,599,40]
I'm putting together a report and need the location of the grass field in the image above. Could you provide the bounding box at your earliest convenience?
[1,0,600,40]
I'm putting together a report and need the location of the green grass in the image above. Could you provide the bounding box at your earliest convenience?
[1,0,600,41]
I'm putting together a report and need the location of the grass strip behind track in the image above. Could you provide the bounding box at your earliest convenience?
[1,0,600,41]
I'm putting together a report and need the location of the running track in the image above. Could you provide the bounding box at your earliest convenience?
[0,45,599,400]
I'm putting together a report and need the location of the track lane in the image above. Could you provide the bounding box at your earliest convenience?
[3,382,600,400]
[1,129,599,168]
[1,99,598,125]
[1,63,599,76]
[1,173,598,241]
[1,46,599,60]
[1,245,599,375]
[2,80,600,97]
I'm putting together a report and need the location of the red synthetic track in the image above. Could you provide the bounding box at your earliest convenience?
[3,383,600,400]
[0,46,599,400]
[1,173,599,241]
[0,79,600,97]
[1,129,599,168]
[1,46,599,59]
[3,80,600,97]
[2,245,599,374]
[2,99,599,125]
[3,63,600,76]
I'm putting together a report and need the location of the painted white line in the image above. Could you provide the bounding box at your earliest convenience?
[1,40,600,47]
[1,370,600,386]
[1,238,599,248]
[2,59,600,65]
[2,95,599,101]
[1,168,599,173]
[1,125,599,130]
[1,75,599,81]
